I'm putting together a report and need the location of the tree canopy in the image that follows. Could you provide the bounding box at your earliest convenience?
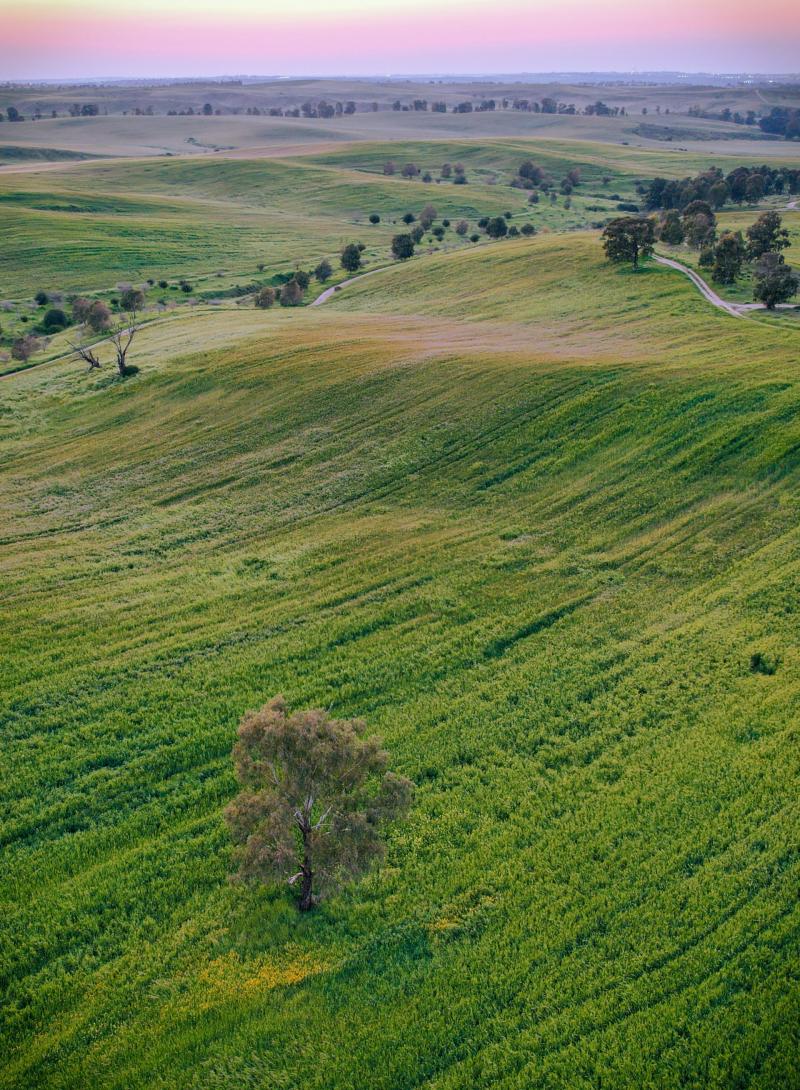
[224,696,413,911]
[601,216,655,269]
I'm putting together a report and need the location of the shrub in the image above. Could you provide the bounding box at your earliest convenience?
[254,286,276,308]
[369,213,380,224]
[455,219,469,236]
[470,233,480,242]
[520,222,536,237]
[158,280,169,289]
[442,219,450,228]
[402,212,416,225]
[41,308,68,332]
[11,334,41,361]
[508,225,520,237]
[294,270,311,291]
[411,225,425,244]
[34,290,49,306]
[432,226,445,240]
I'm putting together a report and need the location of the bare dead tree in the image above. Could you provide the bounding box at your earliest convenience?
[109,308,141,375]
[69,340,102,370]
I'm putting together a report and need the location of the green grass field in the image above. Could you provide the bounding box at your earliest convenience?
[2,229,799,1088]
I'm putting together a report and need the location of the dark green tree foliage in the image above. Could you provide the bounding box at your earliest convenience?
[340,244,363,273]
[752,253,800,310]
[224,696,413,911]
[485,217,508,239]
[313,259,333,283]
[746,212,790,262]
[41,308,68,332]
[391,234,415,260]
[658,210,685,245]
[711,232,746,285]
[368,214,380,224]
[682,201,717,249]
[294,270,310,291]
[601,216,655,269]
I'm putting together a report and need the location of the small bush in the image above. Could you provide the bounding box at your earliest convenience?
[41,308,68,332]
[254,286,276,309]
[369,213,380,224]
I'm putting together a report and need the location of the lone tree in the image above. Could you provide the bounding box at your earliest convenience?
[746,212,790,262]
[752,253,799,310]
[224,696,413,912]
[108,306,142,375]
[340,243,363,273]
[314,259,333,283]
[120,287,145,312]
[712,231,746,285]
[391,233,415,260]
[601,216,655,269]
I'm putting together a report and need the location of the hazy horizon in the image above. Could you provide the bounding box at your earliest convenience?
[3,0,799,82]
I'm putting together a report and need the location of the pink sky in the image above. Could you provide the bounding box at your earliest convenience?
[2,0,799,79]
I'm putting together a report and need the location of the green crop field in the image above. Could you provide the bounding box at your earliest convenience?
[2,226,800,1088]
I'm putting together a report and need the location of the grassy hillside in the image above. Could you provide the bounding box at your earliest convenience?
[2,236,799,1089]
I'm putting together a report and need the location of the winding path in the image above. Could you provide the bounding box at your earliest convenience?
[652,254,798,318]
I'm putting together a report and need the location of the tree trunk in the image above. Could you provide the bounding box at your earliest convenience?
[298,825,314,912]
[299,866,314,912]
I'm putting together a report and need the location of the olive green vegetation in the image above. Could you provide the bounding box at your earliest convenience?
[2,235,799,1089]
[5,137,798,304]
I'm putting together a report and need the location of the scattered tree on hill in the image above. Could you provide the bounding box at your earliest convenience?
[601,216,655,269]
[391,233,415,260]
[520,222,536,237]
[745,174,765,204]
[340,244,363,273]
[34,290,49,306]
[402,212,416,225]
[120,287,145,312]
[411,225,425,244]
[254,286,276,309]
[752,253,799,309]
[711,232,746,285]
[441,163,452,178]
[401,163,420,180]
[746,212,790,262]
[455,219,468,236]
[224,695,413,912]
[419,204,437,230]
[294,270,311,291]
[368,213,380,224]
[314,259,333,283]
[202,103,213,115]
[84,300,112,333]
[383,161,396,176]
[485,217,508,239]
